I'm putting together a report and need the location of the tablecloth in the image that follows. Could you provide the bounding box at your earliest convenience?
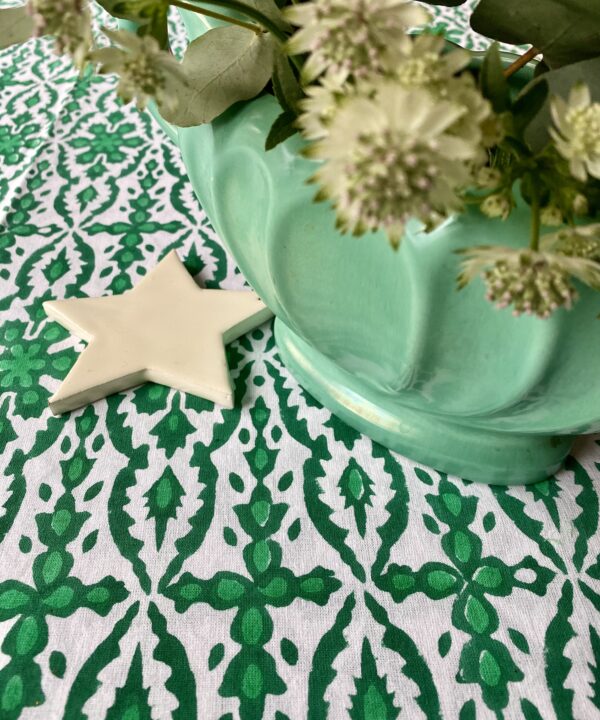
[1,3,600,719]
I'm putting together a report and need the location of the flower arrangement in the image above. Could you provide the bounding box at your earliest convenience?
[2,0,600,319]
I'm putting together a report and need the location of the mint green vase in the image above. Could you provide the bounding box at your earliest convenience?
[146,11,600,484]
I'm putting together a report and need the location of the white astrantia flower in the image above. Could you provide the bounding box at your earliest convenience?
[92,29,185,113]
[29,0,92,68]
[285,0,429,84]
[447,72,503,150]
[391,34,499,154]
[542,223,600,261]
[306,84,484,247]
[550,83,600,182]
[297,72,348,141]
[458,245,600,317]
[393,33,470,90]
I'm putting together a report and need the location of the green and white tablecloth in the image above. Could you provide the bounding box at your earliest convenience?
[1,3,600,719]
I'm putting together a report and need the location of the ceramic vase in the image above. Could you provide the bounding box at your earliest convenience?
[143,10,600,484]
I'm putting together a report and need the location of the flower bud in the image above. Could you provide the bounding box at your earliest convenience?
[572,193,589,216]
[540,205,563,227]
[481,194,511,220]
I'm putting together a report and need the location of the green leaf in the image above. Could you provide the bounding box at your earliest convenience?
[482,512,496,532]
[438,631,452,658]
[544,581,575,720]
[371,449,409,581]
[459,699,476,720]
[570,458,599,572]
[49,650,67,679]
[19,535,32,553]
[64,603,140,717]
[223,527,237,546]
[244,0,290,31]
[83,481,104,502]
[471,0,600,69]
[272,51,303,113]
[308,593,355,718]
[366,592,442,719]
[349,638,400,720]
[304,472,366,582]
[0,6,34,50]
[287,518,301,541]
[521,699,544,720]
[414,467,433,485]
[144,467,185,550]
[480,42,510,112]
[277,471,293,492]
[492,486,567,573]
[106,645,152,720]
[148,602,197,719]
[150,395,195,459]
[161,25,275,127]
[82,529,98,553]
[512,78,549,142]
[229,472,245,493]
[508,627,530,654]
[521,56,600,152]
[589,625,600,711]
[338,458,374,538]
[265,110,298,148]
[422,513,440,535]
[280,637,298,666]
[208,643,225,670]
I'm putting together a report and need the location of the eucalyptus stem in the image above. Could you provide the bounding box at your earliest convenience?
[169,0,261,33]
[503,46,540,79]
[171,0,289,43]
[530,188,541,251]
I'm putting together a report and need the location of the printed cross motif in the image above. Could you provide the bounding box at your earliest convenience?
[375,477,555,711]
[165,397,342,719]
[0,492,127,718]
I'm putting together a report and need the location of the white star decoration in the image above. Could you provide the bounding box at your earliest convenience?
[44,251,273,414]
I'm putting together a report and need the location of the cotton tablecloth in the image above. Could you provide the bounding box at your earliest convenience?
[1,3,600,719]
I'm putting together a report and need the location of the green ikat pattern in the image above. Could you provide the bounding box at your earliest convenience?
[1,3,600,719]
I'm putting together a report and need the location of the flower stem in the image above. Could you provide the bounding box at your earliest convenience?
[169,0,261,34]
[503,46,540,79]
[170,0,289,43]
[530,187,541,251]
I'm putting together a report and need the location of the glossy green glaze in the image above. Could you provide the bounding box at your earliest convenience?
[146,11,600,483]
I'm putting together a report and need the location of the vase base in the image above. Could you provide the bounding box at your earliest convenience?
[274,319,573,485]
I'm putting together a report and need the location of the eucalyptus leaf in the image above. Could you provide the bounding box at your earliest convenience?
[205,0,289,33]
[96,0,169,48]
[265,109,297,150]
[244,0,290,32]
[471,0,600,69]
[272,51,303,113]
[480,42,509,113]
[512,79,548,142]
[161,25,275,127]
[521,56,600,151]
[0,5,34,50]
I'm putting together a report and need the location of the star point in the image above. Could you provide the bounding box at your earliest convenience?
[44,251,272,414]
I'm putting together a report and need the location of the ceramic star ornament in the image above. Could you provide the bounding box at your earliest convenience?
[44,251,273,414]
